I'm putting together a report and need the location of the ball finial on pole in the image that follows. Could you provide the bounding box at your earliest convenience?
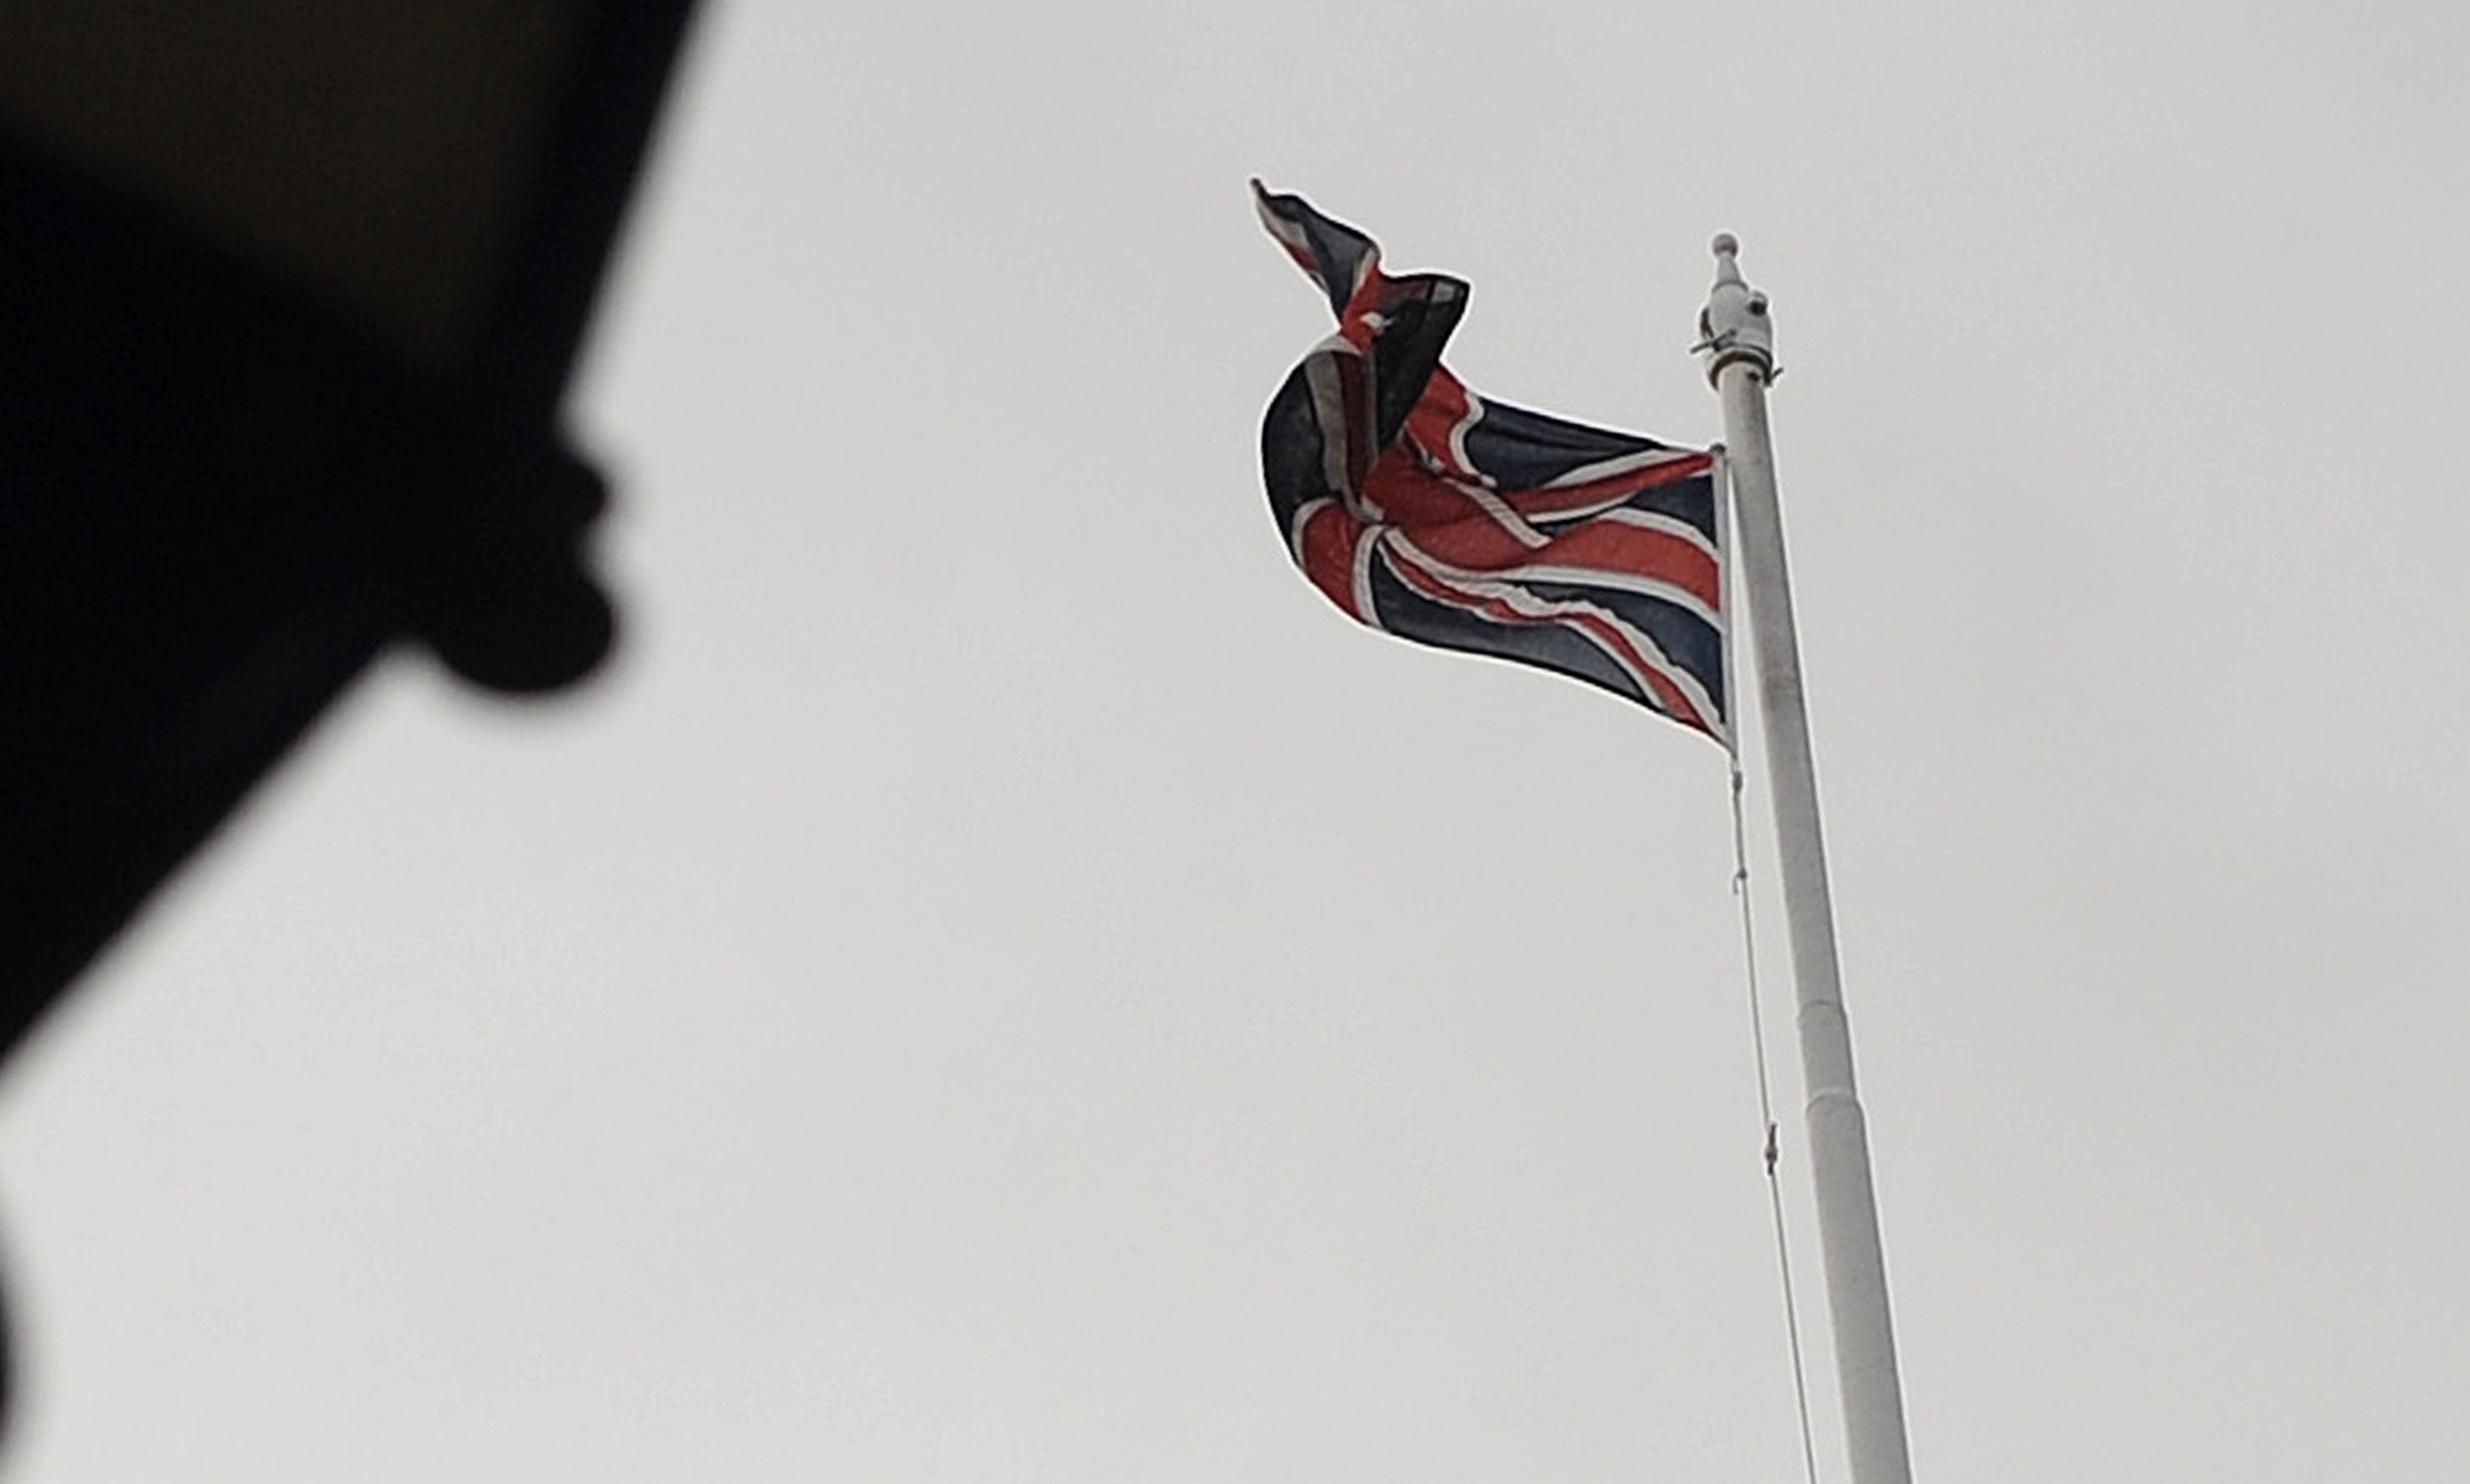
[1697,233,1770,384]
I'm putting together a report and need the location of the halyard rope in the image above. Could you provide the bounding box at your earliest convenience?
[1715,443,1821,1484]
[1731,756,1823,1484]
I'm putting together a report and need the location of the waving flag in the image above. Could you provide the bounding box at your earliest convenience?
[1255,182,1726,741]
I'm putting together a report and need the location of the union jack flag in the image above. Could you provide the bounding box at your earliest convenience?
[1256,183,1727,741]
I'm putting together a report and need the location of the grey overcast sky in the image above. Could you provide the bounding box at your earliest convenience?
[5,1,2467,1479]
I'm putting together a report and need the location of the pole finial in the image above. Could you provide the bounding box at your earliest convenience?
[1697,232,1774,385]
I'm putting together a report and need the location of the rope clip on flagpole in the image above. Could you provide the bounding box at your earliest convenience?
[1701,234,1911,1484]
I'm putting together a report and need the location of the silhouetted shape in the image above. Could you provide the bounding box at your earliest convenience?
[0,0,702,1432]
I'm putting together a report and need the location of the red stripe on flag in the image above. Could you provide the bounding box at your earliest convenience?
[1297,502,1370,620]
[1526,524,1722,609]
[1503,452,1717,519]
[1359,460,1720,611]
[1404,370,1479,478]
[1361,455,1512,532]
[1400,511,1537,570]
[1381,546,1713,734]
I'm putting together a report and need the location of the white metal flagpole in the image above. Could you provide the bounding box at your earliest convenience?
[1698,235,1915,1484]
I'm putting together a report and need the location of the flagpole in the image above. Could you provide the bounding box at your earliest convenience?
[1700,236,1914,1484]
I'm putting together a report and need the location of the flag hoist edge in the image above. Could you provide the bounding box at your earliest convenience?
[1254,182,1727,741]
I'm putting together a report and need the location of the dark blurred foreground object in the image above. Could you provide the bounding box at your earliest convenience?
[0,1,701,1035]
[0,3,700,1425]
